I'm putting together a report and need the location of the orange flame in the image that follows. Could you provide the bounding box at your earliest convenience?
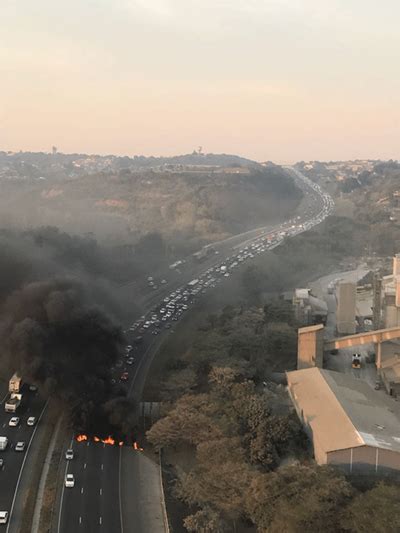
[133,442,144,451]
[101,436,115,445]
[76,434,88,442]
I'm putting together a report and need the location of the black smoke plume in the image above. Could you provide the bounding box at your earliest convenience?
[0,278,136,436]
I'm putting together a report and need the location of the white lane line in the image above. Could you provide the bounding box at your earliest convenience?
[99,517,102,525]
[7,401,49,533]
[99,488,102,496]
[81,487,84,494]
[86,442,90,447]
[84,463,87,469]
[118,446,124,533]
[57,435,74,533]
[79,516,82,525]
[101,463,104,470]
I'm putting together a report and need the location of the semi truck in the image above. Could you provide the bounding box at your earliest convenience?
[5,393,22,413]
[9,373,22,393]
[5,373,23,413]
[0,437,8,451]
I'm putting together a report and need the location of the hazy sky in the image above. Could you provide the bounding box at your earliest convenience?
[1,0,399,162]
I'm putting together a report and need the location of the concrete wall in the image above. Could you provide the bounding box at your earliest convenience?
[297,325,324,369]
[337,282,356,335]
[327,446,400,474]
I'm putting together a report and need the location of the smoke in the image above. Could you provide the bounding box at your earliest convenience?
[0,277,137,436]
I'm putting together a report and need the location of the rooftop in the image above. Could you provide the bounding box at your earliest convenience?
[287,368,400,454]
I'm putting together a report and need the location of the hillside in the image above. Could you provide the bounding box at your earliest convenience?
[0,153,302,250]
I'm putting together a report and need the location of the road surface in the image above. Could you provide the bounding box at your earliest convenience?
[54,167,333,533]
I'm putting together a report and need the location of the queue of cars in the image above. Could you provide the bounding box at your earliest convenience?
[126,180,334,340]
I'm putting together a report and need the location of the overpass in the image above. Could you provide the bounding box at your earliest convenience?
[298,325,400,369]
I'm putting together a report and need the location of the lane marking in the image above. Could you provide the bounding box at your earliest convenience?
[99,517,102,525]
[57,435,74,533]
[99,488,102,496]
[81,487,84,494]
[101,463,104,470]
[7,401,49,533]
[118,446,124,533]
[84,463,87,469]
[79,516,82,525]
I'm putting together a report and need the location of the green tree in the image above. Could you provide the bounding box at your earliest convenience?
[245,465,354,533]
[341,482,400,533]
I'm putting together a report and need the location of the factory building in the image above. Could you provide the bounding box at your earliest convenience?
[336,281,356,334]
[292,288,328,326]
[287,368,400,474]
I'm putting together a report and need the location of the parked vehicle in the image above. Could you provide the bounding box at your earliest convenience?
[352,353,361,369]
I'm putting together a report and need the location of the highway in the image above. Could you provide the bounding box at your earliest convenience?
[54,167,334,533]
[0,385,46,531]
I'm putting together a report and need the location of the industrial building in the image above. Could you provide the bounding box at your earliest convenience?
[287,368,400,474]
[292,288,328,326]
[336,281,356,334]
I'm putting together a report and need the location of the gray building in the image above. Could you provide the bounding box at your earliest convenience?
[287,368,400,474]
[337,281,356,334]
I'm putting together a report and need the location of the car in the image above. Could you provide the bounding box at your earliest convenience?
[15,442,25,452]
[126,358,135,365]
[29,384,38,392]
[9,417,20,427]
[120,372,129,382]
[0,511,8,524]
[65,474,75,487]
[65,449,74,460]
[161,279,167,284]
[27,417,36,426]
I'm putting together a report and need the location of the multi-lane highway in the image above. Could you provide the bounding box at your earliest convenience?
[0,383,46,531]
[54,167,334,532]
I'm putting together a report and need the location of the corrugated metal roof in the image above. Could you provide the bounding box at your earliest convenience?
[287,368,400,454]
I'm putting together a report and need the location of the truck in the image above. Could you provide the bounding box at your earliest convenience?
[192,246,216,263]
[188,279,199,287]
[9,373,22,393]
[220,265,227,273]
[0,437,8,451]
[352,353,361,369]
[5,393,22,413]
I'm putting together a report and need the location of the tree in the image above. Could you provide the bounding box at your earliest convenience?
[341,482,400,533]
[264,300,295,325]
[245,465,354,532]
[184,507,228,532]
[146,394,222,450]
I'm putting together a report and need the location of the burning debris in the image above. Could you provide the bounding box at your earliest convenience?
[75,434,140,449]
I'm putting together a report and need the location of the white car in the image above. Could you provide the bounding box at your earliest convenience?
[0,511,8,524]
[9,417,20,427]
[65,474,75,487]
[65,449,74,460]
[15,442,25,452]
[27,417,36,426]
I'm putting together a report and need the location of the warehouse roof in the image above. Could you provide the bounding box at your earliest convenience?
[287,368,400,454]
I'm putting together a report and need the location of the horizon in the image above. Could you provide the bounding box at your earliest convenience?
[1,1,400,162]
